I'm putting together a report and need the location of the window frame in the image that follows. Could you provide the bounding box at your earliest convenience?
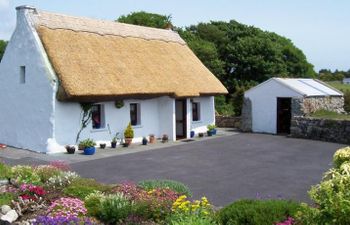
[130,103,141,126]
[20,66,26,84]
[91,104,105,130]
[192,102,201,122]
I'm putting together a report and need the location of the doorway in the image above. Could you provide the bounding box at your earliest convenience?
[175,99,187,139]
[277,98,292,134]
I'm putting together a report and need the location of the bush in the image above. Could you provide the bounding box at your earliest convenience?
[11,165,41,185]
[0,193,15,205]
[35,165,62,183]
[218,199,301,225]
[215,96,235,116]
[99,193,134,224]
[333,146,350,168]
[0,162,12,179]
[63,178,112,199]
[84,191,105,217]
[138,179,192,197]
[168,214,218,225]
[46,171,79,189]
[124,122,134,138]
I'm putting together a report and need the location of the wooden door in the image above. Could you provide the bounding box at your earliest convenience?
[175,100,187,139]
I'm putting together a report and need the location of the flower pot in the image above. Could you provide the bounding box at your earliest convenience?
[207,130,213,136]
[65,145,75,154]
[142,138,148,145]
[199,133,204,138]
[125,138,133,146]
[162,134,169,143]
[78,144,84,150]
[212,129,217,135]
[190,131,195,138]
[111,141,117,148]
[149,135,156,144]
[100,143,106,149]
[84,146,96,155]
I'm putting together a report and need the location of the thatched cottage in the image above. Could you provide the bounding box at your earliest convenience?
[0,6,227,152]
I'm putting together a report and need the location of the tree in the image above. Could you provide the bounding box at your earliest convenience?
[0,40,7,63]
[117,11,172,29]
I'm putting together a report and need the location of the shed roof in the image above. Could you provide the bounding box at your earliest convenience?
[25,8,228,101]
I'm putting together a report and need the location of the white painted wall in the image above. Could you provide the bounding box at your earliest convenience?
[245,80,302,134]
[190,96,215,135]
[55,97,177,146]
[0,7,56,152]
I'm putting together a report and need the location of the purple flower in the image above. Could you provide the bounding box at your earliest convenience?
[34,216,94,225]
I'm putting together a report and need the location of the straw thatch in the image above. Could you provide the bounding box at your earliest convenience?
[31,10,228,101]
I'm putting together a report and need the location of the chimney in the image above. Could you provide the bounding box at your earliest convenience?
[15,5,37,28]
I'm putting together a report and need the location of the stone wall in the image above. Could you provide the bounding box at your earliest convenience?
[293,96,344,115]
[216,116,241,128]
[291,117,350,144]
[240,98,252,132]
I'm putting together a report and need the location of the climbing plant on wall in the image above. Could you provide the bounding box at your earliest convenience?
[75,103,94,144]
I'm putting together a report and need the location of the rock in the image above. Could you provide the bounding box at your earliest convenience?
[0,206,11,215]
[1,210,18,223]
[0,220,11,225]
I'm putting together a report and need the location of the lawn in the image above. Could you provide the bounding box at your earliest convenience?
[310,110,350,120]
[326,81,350,92]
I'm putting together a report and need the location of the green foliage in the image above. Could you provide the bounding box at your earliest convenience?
[63,178,111,199]
[0,193,15,206]
[207,124,217,131]
[124,122,134,138]
[0,162,12,179]
[326,81,350,113]
[218,199,301,225]
[99,193,134,224]
[309,110,350,120]
[35,165,62,183]
[84,191,105,217]
[333,147,350,169]
[168,214,218,225]
[79,138,96,148]
[231,81,257,116]
[215,96,235,116]
[117,11,172,29]
[11,165,42,185]
[319,69,347,81]
[76,103,94,143]
[138,179,192,197]
[0,40,7,63]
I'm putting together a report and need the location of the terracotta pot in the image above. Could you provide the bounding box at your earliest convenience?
[124,138,133,146]
[149,135,156,144]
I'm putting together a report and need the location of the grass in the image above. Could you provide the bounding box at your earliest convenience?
[326,81,350,92]
[310,110,350,120]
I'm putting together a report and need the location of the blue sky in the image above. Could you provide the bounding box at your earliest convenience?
[0,0,349,71]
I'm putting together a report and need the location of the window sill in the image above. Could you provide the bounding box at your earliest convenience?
[132,125,143,129]
[192,120,202,124]
[90,128,108,133]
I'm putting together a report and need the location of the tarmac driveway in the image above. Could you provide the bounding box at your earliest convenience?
[71,133,345,206]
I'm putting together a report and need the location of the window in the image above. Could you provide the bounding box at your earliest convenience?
[20,66,26,84]
[130,103,141,126]
[91,104,105,129]
[192,102,200,121]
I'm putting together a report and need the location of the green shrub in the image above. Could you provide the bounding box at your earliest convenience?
[333,146,350,168]
[215,96,235,116]
[0,193,15,205]
[84,191,105,216]
[138,179,192,197]
[168,214,218,225]
[79,138,96,148]
[35,165,62,183]
[124,122,134,138]
[218,199,301,225]
[99,193,134,224]
[0,162,12,179]
[303,161,350,224]
[63,178,112,199]
[11,165,41,185]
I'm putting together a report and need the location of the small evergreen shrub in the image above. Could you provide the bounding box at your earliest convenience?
[84,191,105,216]
[99,193,134,224]
[0,193,15,205]
[0,162,12,179]
[333,146,350,168]
[124,122,134,138]
[138,179,192,197]
[63,178,111,199]
[218,199,301,225]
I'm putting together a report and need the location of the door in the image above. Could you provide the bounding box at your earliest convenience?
[277,98,292,134]
[176,100,187,139]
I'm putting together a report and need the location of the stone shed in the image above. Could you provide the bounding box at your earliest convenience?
[242,78,344,134]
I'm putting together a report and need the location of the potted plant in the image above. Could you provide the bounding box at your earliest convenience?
[142,137,148,145]
[65,145,76,154]
[123,123,134,147]
[149,134,156,144]
[111,132,120,148]
[199,132,204,138]
[79,138,96,155]
[100,143,106,149]
[162,134,169,143]
[207,124,217,136]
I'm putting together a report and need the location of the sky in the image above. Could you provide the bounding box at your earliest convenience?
[0,0,349,71]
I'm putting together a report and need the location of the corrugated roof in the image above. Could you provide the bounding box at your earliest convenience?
[275,78,343,96]
[26,8,228,101]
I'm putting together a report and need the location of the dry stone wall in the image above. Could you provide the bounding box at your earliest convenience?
[293,96,344,115]
[216,116,241,128]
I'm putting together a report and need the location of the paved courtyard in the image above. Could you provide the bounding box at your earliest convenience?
[0,132,345,206]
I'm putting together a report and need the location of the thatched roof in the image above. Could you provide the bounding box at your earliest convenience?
[29,10,227,101]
